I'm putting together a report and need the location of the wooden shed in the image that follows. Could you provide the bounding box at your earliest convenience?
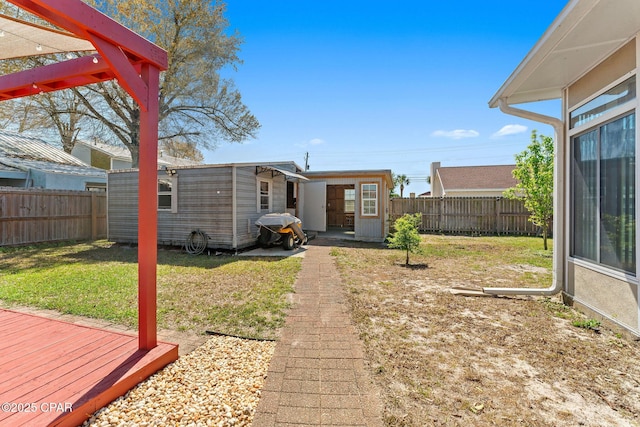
[299,169,393,242]
[108,161,307,251]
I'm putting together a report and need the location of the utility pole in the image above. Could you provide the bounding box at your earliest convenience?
[304,152,310,171]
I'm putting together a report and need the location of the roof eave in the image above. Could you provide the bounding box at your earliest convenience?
[488,0,633,108]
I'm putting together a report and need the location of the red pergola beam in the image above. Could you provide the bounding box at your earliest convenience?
[3,0,168,351]
[0,54,144,101]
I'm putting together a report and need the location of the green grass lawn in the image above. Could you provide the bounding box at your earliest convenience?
[0,240,300,339]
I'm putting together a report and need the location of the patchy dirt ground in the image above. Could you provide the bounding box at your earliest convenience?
[330,235,640,427]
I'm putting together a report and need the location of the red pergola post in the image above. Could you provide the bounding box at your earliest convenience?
[138,64,160,349]
[3,0,168,351]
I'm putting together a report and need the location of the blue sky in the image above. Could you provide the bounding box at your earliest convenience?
[206,1,568,196]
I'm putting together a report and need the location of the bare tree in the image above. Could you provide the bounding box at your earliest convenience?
[160,139,204,162]
[0,0,260,166]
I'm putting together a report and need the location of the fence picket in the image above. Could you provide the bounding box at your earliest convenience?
[0,188,107,246]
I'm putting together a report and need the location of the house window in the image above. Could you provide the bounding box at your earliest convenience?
[158,177,177,213]
[361,183,378,216]
[570,75,636,129]
[571,112,636,274]
[344,188,355,213]
[257,178,271,212]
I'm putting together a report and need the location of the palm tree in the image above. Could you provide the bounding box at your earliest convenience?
[394,174,410,198]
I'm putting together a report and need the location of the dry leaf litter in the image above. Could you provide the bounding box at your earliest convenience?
[83,335,275,427]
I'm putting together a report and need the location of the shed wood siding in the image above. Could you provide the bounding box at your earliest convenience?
[107,171,138,243]
[108,164,291,250]
[108,167,235,249]
[234,167,287,249]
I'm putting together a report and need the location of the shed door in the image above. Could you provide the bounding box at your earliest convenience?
[303,181,326,231]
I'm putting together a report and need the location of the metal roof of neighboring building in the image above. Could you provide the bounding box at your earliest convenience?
[437,165,517,191]
[0,130,88,166]
[0,130,105,177]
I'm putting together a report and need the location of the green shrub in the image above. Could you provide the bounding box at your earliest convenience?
[387,213,422,265]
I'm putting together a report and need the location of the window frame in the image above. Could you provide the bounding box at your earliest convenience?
[157,175,178,213]
[569,73,637,276]
[360,182,378,217]
[257,177,272,212]
[344,188,356,214]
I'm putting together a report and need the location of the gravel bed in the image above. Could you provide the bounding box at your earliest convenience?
[83,335,275,426]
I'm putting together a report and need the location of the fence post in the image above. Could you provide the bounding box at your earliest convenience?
[91,192,98,241]
[495,197,500,235]
[439,197,443,232]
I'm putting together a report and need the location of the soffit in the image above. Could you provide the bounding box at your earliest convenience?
[489,0,640,107]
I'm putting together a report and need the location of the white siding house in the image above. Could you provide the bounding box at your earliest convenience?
[490,0,640,335]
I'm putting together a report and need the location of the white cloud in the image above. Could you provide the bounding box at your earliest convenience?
[491,124,528,138]
[431,129,479,139]
[295,138,326,148]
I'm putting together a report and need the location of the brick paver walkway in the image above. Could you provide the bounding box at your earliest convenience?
[253,241,384,426]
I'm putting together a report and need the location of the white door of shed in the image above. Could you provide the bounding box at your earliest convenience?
[303,181,326,231]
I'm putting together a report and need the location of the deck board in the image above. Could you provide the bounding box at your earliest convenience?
[0,309,178,427]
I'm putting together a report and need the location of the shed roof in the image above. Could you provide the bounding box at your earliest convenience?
[437,165,516,191]
[489,0,640,107]
[303,169,394,186]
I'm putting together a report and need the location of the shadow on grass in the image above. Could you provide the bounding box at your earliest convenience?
[398,263,429,269]
[0,240,295,272]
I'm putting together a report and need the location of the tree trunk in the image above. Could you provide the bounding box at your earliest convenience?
[543,226,548,251]
[406,249,410,266]
[130,144,140,169]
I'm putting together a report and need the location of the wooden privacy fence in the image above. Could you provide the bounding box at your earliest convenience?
[0,188,107,246]
[390,196,548,236]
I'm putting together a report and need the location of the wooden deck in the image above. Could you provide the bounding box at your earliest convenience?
[0,309,178,427]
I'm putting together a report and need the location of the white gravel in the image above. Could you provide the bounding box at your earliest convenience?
[83,335,275,427]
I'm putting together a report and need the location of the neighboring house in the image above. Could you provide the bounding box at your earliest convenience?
[0,131,106,191]
[429,162,517,197]
[72,140,200,170]
[107,163,392,250]
[489,0,640,335]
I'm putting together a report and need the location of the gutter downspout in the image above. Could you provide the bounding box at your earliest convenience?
[481,98,565,296]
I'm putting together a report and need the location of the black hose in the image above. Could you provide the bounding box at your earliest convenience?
[185,229,208,255]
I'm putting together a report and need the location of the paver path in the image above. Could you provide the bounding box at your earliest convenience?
[253,242,384,426]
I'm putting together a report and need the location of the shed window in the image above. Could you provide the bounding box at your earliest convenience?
[258,179,271,212]
[571,112,636,274]
[158,177,177,213]
[361,183,378,216]
[344,189,355,213]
